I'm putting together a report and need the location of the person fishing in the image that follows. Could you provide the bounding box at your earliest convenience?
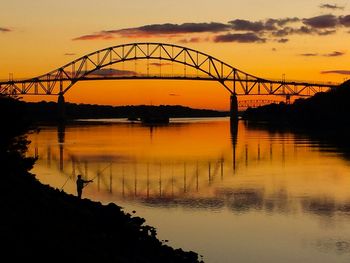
[76,174,93,199]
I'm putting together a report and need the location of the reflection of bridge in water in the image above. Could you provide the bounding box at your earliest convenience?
[29,122,293,200]
[27,121,350,215]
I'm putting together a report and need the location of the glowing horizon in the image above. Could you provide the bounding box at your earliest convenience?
[2,0,350,110]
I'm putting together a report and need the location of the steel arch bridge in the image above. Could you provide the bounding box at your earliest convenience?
[0,42,339,97]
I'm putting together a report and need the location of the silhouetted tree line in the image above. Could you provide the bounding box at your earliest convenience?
[23,101,229,122]
[242,80,350,128]
[0,95,36,174]
[0,95,202,262]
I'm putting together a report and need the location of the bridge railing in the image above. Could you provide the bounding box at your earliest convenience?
[267,78,340,86]
[0,74,341,87]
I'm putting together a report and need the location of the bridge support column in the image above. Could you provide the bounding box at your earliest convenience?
[57,93,65,122]
[230,93,238,121]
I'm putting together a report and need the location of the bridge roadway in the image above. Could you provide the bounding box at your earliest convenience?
[0,42,341,118]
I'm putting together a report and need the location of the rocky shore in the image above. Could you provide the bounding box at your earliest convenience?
[2,169,201,262]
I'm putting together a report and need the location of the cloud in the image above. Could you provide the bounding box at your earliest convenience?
[229,18,300,32]
[73,23,230,40]
[277,38,289,43]
[339,15,350,26]
[303,14,338,28]
[299,51,345,57]
[89,68,137,77]
[64,53,76,56]
[321,70,350,75]
[0,27,11,32]
[73,33,114,41]
[266,17,300,27]
[149,62,172,67]
[72,14,350,43]
[300,53,319,57]
[272,26,318,37]
[178,37,207,43]
[317,29,336,35]
[323,51,345,57]
[106,22,231,37]
[272,28,292,37]
[229,19,267,32]
[319,4,344,10]
[214,33,266,43]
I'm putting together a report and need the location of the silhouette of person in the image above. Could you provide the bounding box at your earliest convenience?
[76,174,93,199]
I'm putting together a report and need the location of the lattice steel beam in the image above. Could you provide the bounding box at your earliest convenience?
[0,43,340,97]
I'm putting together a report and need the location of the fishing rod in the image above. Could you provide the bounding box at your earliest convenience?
[60,163,112,191]
[60,174,71,191]
[90,163,113,181]
[60,156,84,191]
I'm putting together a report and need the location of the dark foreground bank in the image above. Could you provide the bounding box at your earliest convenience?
[2,170,201,262]
[0,95,202,262]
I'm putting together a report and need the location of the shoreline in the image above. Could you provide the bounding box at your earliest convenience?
[3,165,202,262]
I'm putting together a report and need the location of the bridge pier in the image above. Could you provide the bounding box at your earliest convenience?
[57,93,65,122]
[230,94,239,120]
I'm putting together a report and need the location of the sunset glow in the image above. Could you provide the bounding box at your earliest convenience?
[2,0,350,110]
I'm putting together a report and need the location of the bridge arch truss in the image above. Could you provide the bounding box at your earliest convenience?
[0,43,339,97]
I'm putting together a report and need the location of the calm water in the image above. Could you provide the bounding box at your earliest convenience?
[27,118,350,263]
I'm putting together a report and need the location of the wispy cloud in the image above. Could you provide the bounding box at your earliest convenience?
[214,33,266,43]
[323,51,345,57]
[178,37,208,43]
[318,29,337,35]
[0,27,11,32]
[149,62,172,67]
[300,53,319,57]
[64,53,76,56]
[72,13,350,44]
[115,22,230,36]
[229,19,267,32]
[339,15,350,26]
[321,70,350,75]
[73,34,114,41]
[303,14,338,28]
[228,18,299,32]
[320,4,344,10]
[89,68,137,77]
[299,51,345,57]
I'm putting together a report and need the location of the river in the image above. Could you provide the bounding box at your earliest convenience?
[27,117,350,263]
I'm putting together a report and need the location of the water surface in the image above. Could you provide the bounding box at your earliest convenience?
[27,118,350,263]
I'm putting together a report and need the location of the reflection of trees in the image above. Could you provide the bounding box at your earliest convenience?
[216,188,264,212]
[138,188,350,218]
[301,197,350,216]
[140,197,225,210]
[243,121,350,161]
[313,238,350,255]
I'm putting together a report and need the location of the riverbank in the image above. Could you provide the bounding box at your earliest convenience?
[23,102,229,122]
[1,95,202,262]
[2,167,201,262]
[242,80,350,128]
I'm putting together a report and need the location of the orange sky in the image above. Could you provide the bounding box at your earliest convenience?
[1,0,350,110]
